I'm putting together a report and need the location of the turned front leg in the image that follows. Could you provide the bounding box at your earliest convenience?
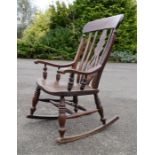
[30,86,41,115]
[58,96,66,138]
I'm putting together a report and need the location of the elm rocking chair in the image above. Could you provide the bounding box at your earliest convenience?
[27,14,124,143]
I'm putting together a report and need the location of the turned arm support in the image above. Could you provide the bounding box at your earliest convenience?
[34,60,76,81]
[58,65,102,91]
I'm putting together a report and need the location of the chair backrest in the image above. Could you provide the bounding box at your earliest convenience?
[73,14,124,89]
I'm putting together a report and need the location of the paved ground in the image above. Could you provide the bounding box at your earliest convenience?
[17,59,137,155]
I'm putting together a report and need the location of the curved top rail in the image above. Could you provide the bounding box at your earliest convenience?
[83,14,124,33]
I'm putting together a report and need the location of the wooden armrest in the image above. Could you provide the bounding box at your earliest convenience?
[34,59,75,68]
[58,65,102,75]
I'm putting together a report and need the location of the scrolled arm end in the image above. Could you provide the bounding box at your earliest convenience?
[34,60,40,64]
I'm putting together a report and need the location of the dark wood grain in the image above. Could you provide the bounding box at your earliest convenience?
[27,14,124,143]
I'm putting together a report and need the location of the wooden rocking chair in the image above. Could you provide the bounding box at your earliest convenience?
[27,14,124,143]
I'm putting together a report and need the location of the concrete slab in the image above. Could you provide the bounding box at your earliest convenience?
[17,59,137,155]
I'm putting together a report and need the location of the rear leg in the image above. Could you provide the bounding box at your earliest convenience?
[94,93,106,124]
[73,96,78,113]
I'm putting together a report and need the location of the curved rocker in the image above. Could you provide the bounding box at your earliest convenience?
[56,116,119,144]
[27,14,124,143]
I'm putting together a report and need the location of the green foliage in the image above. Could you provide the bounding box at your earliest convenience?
[49,2,72,29]
[69,0,137,54]
[17,0,137,62]
[39,27,78,59]
[110,51,137,63]
[22,10,51,42]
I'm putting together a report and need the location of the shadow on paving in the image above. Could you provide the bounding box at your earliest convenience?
[17,59,137,155]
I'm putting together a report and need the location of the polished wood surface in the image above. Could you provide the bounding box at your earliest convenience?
[27,14,124,143]
[83,14,124,33]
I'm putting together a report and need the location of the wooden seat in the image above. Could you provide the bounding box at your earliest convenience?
[27,14,124,143]
[37,78,98,96]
